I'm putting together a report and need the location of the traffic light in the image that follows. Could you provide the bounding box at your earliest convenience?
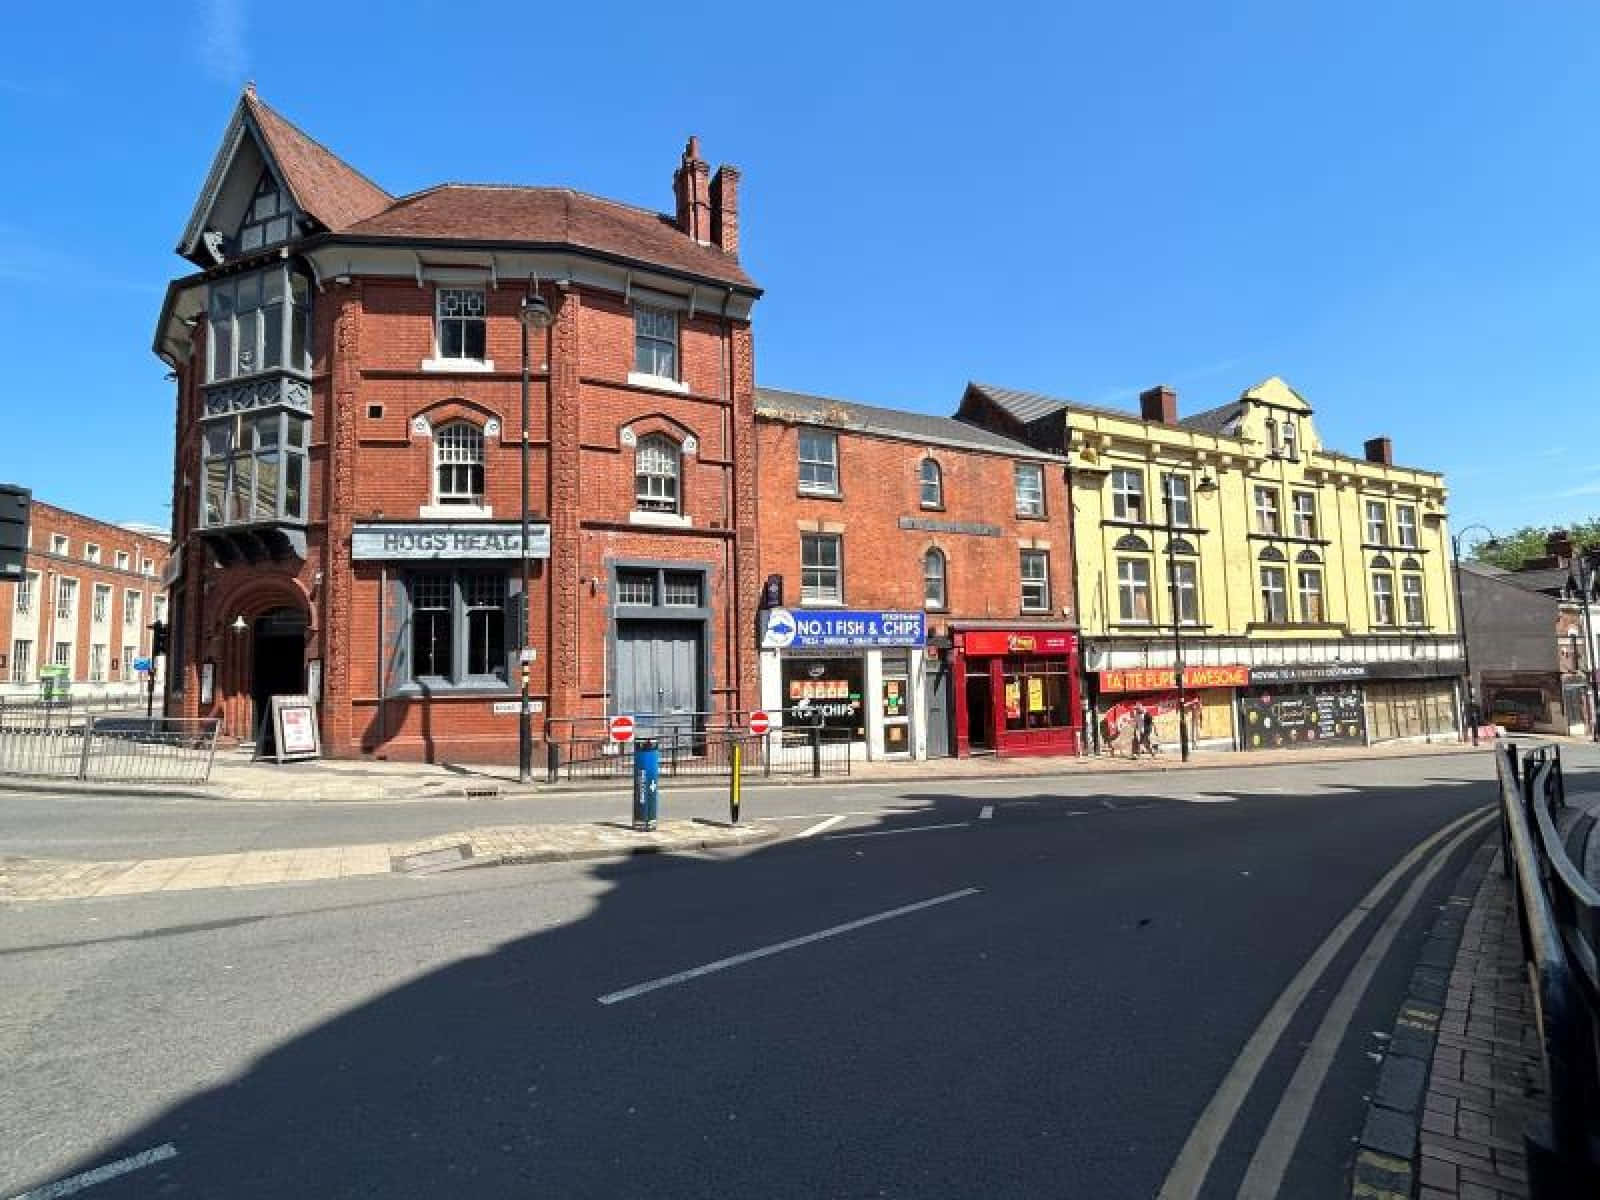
[150,619,169,657]
[0,483,30,582]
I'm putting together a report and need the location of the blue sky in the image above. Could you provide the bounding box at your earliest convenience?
[1,1,1596,543]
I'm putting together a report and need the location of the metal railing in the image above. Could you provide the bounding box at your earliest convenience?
[0,715,220,785]
[1495,740,1600,1197]
[546,713,853,782]
[0,692,152,721]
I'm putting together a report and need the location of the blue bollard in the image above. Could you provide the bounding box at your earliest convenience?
[632,739,660,831]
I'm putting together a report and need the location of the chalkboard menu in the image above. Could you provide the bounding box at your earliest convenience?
[1238,684,1365,750]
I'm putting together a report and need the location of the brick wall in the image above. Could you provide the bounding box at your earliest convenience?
[754,421,1075,624]
[0,501,169,692]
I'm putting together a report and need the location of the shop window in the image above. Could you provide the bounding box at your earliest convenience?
[1402,573,1425,624]
[1292,491,1317,539]
[405,570,510,687]
[1161,473,1192,527]
[798,430,839,496]
[1365,500,1388,545]
[1297,567,1325,623]
[1020,550,1050,612]
[1253,486,1281,535]
[635,435,681,514]
[1111,468,1143,521]
[1259,565,1288,622]
[923,548,947,610]
[801,533,842,603]
[1001,657,1074,732]
[1117,557,1151,622]
[919,458,943,509]
[1014,463,1045,517]
[1371,570,1396,626]
[1170,560,1199,624]
[782,656,864,739]
[434,421,485,506]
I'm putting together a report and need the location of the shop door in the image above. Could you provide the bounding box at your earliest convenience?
[926,656,952,757]
[965,669,994,751]
[251,607,307,749]
[616,621,702,744]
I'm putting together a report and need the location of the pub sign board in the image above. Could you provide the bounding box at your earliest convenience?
[352,522,551,561]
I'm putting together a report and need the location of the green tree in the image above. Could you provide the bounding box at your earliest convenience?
[1469,517,1600,569]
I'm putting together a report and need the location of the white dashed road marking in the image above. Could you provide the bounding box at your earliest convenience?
[9,1143,179,1200]
[979,805,994,820]
[825,822,971,840]
[795,814,847,838]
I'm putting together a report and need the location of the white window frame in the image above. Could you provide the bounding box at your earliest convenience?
[629,304,684,390]
[797,430,839,497]
[10,638,33,683]
[122,643,138,677]
[1170,559,1200,625]
[52,640,71,668]
[1117,557,1152,622]
[919,459,943,509]
[1292,491,1317,540]
[1365,500,1388,545]
[1396,505,1418,548]
[1253,486,1281,535]
[800,533,843,604]
[432,421,487,510]
[50,534,68,556]
[88,643,107,683]
[124,590,142,627]
[91,583,111,625]
[1161,473,1192,527]
[1280,419,1298,460]
[115,550,130,571]
[1260,565,1289,623]
[84,543,101,564]
[1110,468,1143,521]
[426,287,492,371]
[634,434,682,515]
[1015,463,1046,518]
[1297,568,1325,623]
[923,548,947,610]
[15,571,36,614]
[1401,573,1425,625]
[1371,571,1396,626]
[56,576,78,621]
[1020,550,1051,612]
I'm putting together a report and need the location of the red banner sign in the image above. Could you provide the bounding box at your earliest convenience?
[960,629,1078,657]
[1098,664,1248,694]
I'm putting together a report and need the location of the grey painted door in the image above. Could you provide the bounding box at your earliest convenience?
[616,621,702,743]
[925,655,952,757]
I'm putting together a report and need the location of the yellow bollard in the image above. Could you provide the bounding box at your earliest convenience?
[730,739,742,824]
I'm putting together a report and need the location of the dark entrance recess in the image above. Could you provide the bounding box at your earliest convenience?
[252,606,308,751]
[964,672,994,753]
[926,653,953,758]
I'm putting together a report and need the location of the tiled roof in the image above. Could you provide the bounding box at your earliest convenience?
[244,92,392,233]
[755,387,1063,459]
[1460,560,1577,596]
[342,184,756,289]
[1177,401,1244,435]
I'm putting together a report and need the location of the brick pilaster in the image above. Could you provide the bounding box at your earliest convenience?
[322,283,361,752]
[548,286,582,721]
[729,320,761,709]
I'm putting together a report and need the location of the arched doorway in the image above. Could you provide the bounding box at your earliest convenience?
[250,606,307,744]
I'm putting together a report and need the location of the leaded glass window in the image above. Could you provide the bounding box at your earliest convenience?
[238,170,294,253]
[437,289,487,361]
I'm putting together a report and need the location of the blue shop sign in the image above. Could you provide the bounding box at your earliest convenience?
[761,608,926,650]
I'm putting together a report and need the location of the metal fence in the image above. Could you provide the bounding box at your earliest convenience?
[547,713,852,782]
[0,715,220,785]
[1495,740,1600,1197]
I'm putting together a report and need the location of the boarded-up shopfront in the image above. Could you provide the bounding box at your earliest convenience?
[1094,665,1246,752]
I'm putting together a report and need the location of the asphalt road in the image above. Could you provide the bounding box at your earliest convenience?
[0,747,1525,861]
[14,750,1588,1198]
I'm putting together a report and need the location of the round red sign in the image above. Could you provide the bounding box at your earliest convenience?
[748,710,771,736]
[608,714,636,743]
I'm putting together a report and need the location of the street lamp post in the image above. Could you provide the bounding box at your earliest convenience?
[1576,549,1600,742]
[1163,472,1217,762]
[1450,523,1497,746]
[518,280,555,784]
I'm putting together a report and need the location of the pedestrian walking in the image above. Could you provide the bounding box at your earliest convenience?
[1141,707,1159,758]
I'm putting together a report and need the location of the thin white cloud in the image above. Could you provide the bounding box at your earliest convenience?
[200,0,248,83]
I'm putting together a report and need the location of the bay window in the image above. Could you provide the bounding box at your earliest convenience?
[207,265,312,382]
[202,411,309,527]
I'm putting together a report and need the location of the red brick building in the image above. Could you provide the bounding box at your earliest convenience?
[153,88,761,759]
[0,501,168,703]
[755,389,1081,758]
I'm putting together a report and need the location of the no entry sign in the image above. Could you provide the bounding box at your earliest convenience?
[608,714,636,743]
[748,710,771,736]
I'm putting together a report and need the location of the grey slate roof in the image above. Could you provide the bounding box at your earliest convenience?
[755,387,1063,460]
[1460,560,1578,596]
[965,381,1070,424]
[1177,401,1245,435]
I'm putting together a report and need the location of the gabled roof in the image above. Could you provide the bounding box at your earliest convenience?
[1460,559,1577,598]
[342,184,755,289]
[178,88,392,260]
[1177,401,1245,435]
[242,91,392,233]
[755,387,1064,460]
[964,381,1069,425]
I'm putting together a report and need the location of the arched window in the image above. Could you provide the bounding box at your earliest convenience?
[635,434,681,513]
[1280,419,1298,460]
[919,458,943,508]
[1114,533,1150,552]
[923,548,947,609]
[434,421,484,505]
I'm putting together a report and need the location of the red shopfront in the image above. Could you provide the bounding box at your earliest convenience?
[951,626,1082,757]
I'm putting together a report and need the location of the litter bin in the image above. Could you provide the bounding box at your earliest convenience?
[632,739,660,831]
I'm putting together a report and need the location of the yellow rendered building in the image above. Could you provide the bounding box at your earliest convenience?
[959,378,1462,752]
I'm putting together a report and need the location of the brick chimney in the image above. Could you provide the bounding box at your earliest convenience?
[710,164,740,256]
[1363,436,1393,466]
[673,136,712,243]
[1139,385,1178,425]
[1547,530,1574,565]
